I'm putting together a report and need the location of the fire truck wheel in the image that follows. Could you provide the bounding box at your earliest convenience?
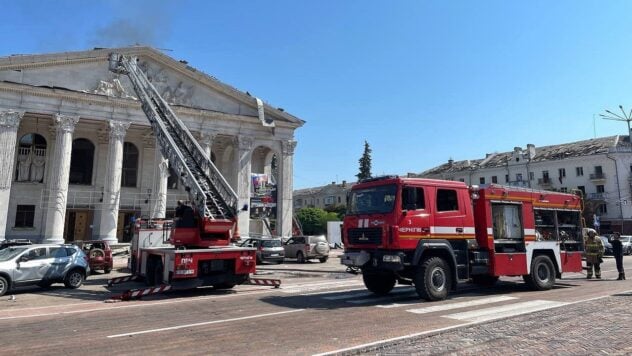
[471,275,499,287]
[523,255,555,291]
[296,251,306,264]
[362,270,396,295]
[415,256,451,301]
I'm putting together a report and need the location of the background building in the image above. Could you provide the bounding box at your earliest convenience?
[414,135,632,234]
[293,181,352,210]
[0,46,303,244]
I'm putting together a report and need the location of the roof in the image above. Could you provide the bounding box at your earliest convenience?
[0,46,305,126]
[293,182,355,197]
[419,135,630,176]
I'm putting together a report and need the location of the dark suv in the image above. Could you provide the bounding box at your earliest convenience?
[79,240,113,273]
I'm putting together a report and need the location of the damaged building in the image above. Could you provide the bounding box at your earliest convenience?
[415,135,632,234]
[0,46,304,244]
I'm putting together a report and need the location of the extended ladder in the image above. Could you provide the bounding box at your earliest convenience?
[108,53,237,221]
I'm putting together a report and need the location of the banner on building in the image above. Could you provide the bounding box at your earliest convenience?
[250,173,277,219]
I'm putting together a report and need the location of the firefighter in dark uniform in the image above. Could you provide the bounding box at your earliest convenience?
[612,232,625,280]
[585,229,604,279]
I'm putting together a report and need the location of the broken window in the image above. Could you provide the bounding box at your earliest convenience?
[16,133,47,183]
[69,138,95,185]
[121,142,139,187]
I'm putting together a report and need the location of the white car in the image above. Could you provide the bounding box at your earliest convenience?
[620,236,632,255]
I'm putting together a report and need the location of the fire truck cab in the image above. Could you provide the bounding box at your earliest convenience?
[341,176,584,301]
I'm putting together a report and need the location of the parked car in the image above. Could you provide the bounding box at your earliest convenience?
[0,244,89,297]
[79,240,113,273]
[600,236,613,255]
[620,236,632,255]
[0,239,32,250]
[283,235,330,263]
[238,237,284,264]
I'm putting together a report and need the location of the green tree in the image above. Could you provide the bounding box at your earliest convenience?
[296,207,340,235]
[325,204,347,220]
[356,140,372,181]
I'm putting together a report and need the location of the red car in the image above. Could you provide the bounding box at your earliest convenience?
[80,240,113,273]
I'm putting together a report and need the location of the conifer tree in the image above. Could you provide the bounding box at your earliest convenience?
[356,140,372,181]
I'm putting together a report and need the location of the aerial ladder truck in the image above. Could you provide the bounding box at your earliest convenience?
[107,53,267,294]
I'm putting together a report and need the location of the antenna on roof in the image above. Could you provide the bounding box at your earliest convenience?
[600,105,632,137]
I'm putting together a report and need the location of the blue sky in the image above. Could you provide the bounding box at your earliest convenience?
[3,1,632,189]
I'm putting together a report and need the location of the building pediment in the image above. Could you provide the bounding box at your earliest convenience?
[0,46,303,127]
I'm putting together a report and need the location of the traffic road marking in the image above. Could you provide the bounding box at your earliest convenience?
[444,299,568,323]
[405,296,517,314]
[107,309,305,338]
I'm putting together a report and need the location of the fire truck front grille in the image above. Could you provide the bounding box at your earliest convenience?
[348,228,382,245]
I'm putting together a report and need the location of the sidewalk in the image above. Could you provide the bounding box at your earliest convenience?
[342,290,632,355]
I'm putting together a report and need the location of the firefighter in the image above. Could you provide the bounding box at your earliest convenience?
[585,229,604,279]
[612,232,625,280]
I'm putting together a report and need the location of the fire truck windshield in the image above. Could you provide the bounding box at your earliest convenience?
[348,184,397,215]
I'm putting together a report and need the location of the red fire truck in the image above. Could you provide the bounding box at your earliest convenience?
[341,176,585,301]
[108,53,257,292]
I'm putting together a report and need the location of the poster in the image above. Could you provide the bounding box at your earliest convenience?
[250,173,277,219]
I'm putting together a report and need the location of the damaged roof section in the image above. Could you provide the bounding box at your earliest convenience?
[420,135,630,176]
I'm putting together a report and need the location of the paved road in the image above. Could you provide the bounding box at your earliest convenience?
[0,253,630,355]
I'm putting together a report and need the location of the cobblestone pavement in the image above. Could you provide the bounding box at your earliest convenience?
[344,290,632,355]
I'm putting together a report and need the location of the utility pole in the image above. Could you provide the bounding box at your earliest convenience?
[600,105,632,136]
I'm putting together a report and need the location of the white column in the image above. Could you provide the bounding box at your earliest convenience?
[199,131,217,161]
[236,135,253,236]
[43,114,79,243]
[0,110,24,241]
[278,140,297,237]
[151,140,169,219]
[95,120,130,243]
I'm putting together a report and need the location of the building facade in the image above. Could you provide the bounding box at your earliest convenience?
[293,181,352,210]
[415,136,632,234]
[0,47,303,244]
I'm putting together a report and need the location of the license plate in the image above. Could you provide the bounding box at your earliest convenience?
[270,254,279,257]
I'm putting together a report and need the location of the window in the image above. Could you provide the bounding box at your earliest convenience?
[505,174,509,183]
[338,196,341,203]
[560,187,568,193]
[597,185,605,193]
[16,133,47,183]
[577,186,586,196]
[595,166,603,174]
[492,176,498,184]
[50,247,68,258]
[458,178,465,182]
[492,204,523,240]
[25,247,48,260]
[516,173,523,182]
[121,142,139,187]
[14,205,35,228]
[69,138,95,185]
[402,186,425,210]
[542,171,549,179]
[529,172,534,181]
[598,204,608,214]
[558,168,566,178]
[576,167,584,176]
[479,177,485,184]
[436,189,458,212]
[325,196,335,205]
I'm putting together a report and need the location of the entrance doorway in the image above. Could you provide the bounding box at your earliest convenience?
[64,210,92,242]
[118,210,140,242]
